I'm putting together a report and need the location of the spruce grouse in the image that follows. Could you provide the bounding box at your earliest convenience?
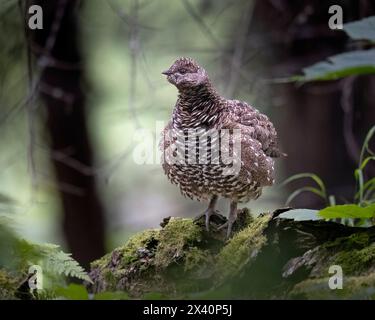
[160,57,284,237]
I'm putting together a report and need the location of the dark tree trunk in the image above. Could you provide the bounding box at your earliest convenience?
[26,0,106,268]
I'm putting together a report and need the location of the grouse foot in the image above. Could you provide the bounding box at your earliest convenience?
[194,195,218,231]
[218,201,238,238]
[195,209,220,231]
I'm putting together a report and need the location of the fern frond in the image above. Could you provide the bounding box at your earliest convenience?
[38,245,92,284]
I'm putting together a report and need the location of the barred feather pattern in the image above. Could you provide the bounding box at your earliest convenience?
[160,61,283,203]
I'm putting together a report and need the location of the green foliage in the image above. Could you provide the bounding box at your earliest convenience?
[280,172,333,206]
[294,16,375,82]
[0,217,92,299]
[275,206,375,227]
[93,291,130,300]
[296,49,375,81]
[37,244,92,283]
[54,283,130,300]
[55,284,89,300]
[355,126,375,206]
[282,126,375,223]
[141,292,168,300]
[319,204,375,219]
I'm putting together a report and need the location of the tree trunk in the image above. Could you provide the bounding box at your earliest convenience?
[26,0,106,268]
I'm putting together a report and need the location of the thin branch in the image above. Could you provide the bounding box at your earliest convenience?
[106,0,158,31]
[181,0,222,49]
[226,1,255,97]
[180,0,254,93]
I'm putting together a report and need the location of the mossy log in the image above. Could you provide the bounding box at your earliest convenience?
[88,208,375,299]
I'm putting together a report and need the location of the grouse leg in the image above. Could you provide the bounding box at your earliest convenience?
[195,195,218,231]
[218,201,238,238]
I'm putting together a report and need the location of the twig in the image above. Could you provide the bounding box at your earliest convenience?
[181,0,222,49]
[106,0,158,31]
[181,0,254,91]
[226,1,255,97]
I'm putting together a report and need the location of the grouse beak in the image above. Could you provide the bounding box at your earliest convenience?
[162,70,172,76]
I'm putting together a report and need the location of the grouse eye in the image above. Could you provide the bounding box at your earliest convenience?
[179,69,187,74]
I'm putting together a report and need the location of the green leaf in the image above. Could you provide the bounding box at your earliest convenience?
[298,50,375,81]
[55,284,89,300]
[281,173,327,205]
[285,187,325,206]
[359,125,375,166]
[38,245,92,283]
[364,185,375,202]
[281,173,327,194]
[278,209,321,221]
[319,204,375,219]
[359,156,375,171]
[344,16,375,42]
[355,177,375,200]
[94,291,130,300]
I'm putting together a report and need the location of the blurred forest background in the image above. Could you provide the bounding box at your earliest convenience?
[0,0,374,268]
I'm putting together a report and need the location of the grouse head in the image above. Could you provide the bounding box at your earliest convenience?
[162,57,208,90]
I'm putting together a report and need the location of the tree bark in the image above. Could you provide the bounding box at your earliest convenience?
[26,0,106,268]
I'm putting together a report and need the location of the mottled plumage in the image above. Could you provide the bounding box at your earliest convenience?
[160,57,284,237]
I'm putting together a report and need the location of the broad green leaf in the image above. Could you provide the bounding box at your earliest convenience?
[278,209,321,221]
[319,204,375,219]
[344,16,375,42]
[298,49,375,81]
[55,284,89,300]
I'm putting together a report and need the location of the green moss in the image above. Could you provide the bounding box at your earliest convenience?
[324,232,370,250]
[89,229,161,293]
[91,229,160,270]
[120,229,160,266]
[184,247,210,272]
[89,218,209,296]
[90,252,112,270]
[290,273,375,299]
[88,208,375,299]
[155,218,202,269]
[216,213,271,280]
[315,232,375,276]
[334,243,375,275]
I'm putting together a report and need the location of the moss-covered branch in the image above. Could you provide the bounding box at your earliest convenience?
[87,208,375,299]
